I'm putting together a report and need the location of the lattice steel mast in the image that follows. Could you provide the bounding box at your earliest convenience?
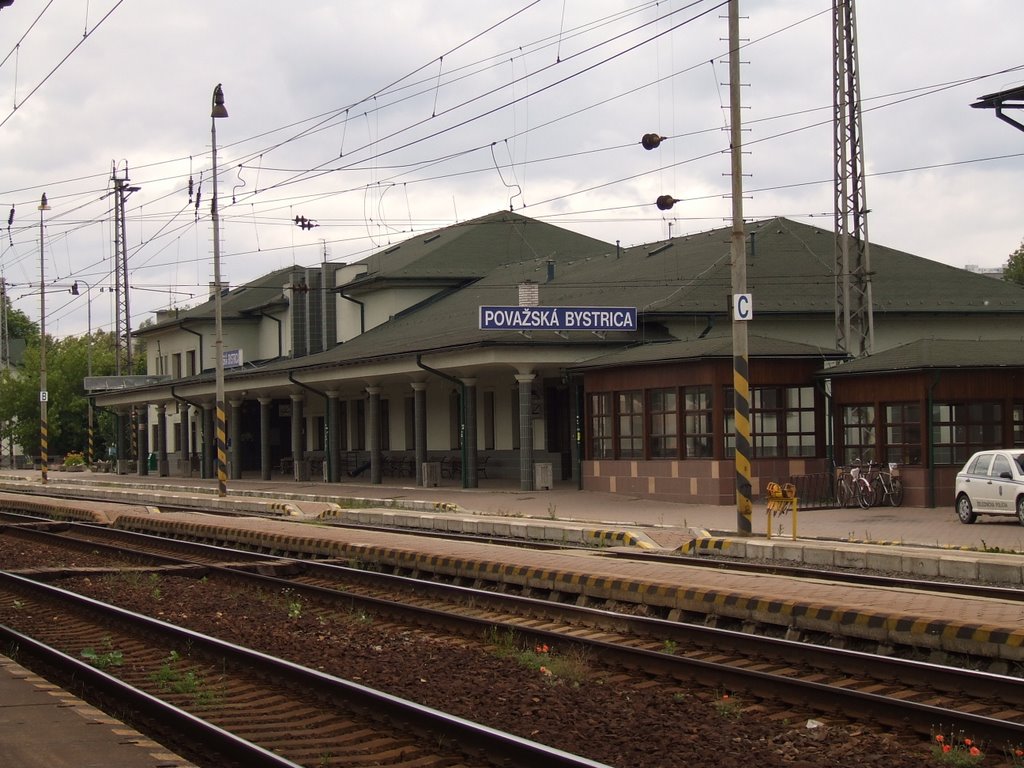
[833,0,874,356]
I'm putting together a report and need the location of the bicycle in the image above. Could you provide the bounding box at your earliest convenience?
[834,459,874,509]
[870,462,904,507]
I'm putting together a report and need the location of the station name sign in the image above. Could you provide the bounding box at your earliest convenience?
[479,306,637,332]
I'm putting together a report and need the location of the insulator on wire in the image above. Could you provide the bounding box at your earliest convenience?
[642,133,664,150]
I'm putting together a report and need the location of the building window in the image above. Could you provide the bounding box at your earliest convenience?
[172,353,182,379]
[753,389,780,457]
[785,387,816,457]
[750,387,815,458]
[1014,403,1024,446]
[724,388,735,458]
[683,385,713,457]
[841,405,876,465]
[617,391,643,458]
[884,403,922,465]
[589,392,613,459]
[648,388,678,459]
[186,350,196,377]
[932,402,1002,465]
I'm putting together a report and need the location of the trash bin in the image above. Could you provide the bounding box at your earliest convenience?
[534,462,553,490]
[148,452,157,471]
[422,462,440,487]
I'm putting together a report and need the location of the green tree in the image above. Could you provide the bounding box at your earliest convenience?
[0,330,120,459]
[1003,240,1024,286]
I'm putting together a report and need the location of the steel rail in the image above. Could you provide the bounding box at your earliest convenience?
[6,518,1024,708]
[0,570,612,768]
[0,625,302,768]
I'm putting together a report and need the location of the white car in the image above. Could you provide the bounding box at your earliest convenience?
[954,450,1024,525]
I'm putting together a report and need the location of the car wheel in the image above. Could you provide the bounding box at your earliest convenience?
[1017,496,1024,527]
[956,494,977,524]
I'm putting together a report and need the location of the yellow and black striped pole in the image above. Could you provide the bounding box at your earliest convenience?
[728,1,752,533]
[210,83,229,497]
[38,193,50,485]
[215,399,228,496]
[39,401,48,484]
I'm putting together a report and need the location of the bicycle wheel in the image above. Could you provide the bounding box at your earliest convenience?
[887,477,904,507]
[855,479,873,509]
[835,478,850,507]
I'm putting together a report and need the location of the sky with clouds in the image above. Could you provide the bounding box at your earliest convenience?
[0,0,1021,339]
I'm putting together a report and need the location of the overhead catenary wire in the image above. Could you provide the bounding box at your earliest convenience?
[3,2,1020,335]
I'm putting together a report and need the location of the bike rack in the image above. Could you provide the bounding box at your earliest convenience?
[765,482,798,540]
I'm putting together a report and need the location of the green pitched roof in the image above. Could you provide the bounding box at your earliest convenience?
[825,338,1024,377]
[343,210,614,289]
[543,217,1024,317]
[137,266,298,335]
[572,333,846,371]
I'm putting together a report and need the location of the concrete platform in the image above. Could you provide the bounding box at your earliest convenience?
[3,469,1024,580]
[0,656,195,768]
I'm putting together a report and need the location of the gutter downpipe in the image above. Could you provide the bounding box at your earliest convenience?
[338,291,365,335]
[170,385,205,478]
[288,372,330,481]
[416,354,467,488]
[259,310,283,358]
[178,324,204,373]
[814,374,835,469]
[927,371,941,509]
[573,374,583,490]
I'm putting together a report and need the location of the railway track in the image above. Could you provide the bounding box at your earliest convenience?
[4,520,1024,755]
[0,571,610,768]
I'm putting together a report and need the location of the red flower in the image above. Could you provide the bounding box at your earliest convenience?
[969,746,981,757]
[935,735,945,744]
[942,744,951,754]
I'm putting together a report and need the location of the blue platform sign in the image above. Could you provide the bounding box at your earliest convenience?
[479,306,637,332]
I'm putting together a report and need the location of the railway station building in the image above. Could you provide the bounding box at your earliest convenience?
[92,211,1024,508]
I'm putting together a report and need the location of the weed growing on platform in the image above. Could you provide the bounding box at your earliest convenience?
[662,639,678,655]
[931,730,984,766]
[1006,744,1024,766]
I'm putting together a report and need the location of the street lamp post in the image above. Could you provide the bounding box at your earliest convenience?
[211,84,228,497]
[38,193,50,484]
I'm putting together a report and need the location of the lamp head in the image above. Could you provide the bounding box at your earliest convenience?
[38,193,50,211]
[211,84,228,119]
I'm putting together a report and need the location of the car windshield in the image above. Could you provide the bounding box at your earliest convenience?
[1016,454,1024,474]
